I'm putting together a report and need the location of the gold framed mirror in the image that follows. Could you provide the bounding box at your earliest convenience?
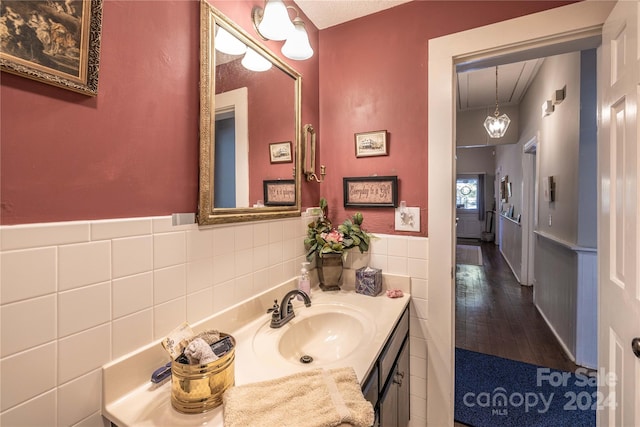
[198,0,302,225]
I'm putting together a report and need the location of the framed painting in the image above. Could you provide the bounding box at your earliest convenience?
[269,141,292,163]
[0,0,103,96]
[500,176,509,202]
[355,130,388,157]
[263,180,295,206]
[343,176,398,208]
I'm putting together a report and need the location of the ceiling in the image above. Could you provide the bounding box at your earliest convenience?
[295,0,412,30]
[457,59,543,112]
[294,0,543,111]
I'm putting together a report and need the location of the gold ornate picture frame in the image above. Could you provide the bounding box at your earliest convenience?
[0,0,103,96]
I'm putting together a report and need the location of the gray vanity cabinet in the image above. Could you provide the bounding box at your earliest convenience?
[380,338,410,427]
[362,306,410,427]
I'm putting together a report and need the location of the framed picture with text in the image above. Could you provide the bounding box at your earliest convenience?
[343,176,398,208]
[264,180,295,206]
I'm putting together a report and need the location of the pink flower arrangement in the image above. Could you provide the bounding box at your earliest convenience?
[321,229,344,244]
[304,198,371,261]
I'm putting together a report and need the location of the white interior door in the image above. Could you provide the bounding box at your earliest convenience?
[598,1,640,425]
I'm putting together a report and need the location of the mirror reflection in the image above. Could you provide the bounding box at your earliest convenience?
[198,2,302,225]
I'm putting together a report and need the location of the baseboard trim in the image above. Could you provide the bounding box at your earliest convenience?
[499,247,521,283]
[534,303,578,366]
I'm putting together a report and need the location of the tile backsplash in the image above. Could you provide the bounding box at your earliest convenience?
[0,215,428,426]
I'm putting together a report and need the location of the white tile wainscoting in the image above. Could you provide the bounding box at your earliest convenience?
[0,215,429,426]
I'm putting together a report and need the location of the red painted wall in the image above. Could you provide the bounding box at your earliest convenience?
[216,59,296,204]
[318,1,575,237]
[1,0,571,227]
[0,0,319,225]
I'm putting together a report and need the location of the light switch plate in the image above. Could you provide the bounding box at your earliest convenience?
[172,213,196,226]
[395,207,420,232]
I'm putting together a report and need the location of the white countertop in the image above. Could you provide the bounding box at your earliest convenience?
[102,273,410,426]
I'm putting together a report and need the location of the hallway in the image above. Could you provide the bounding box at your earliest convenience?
[455,241,579,373]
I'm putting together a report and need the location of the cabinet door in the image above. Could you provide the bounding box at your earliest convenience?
[379,378,398,427]
[396,339,410,427]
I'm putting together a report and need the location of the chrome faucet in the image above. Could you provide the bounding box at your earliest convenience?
[267,289,311,328]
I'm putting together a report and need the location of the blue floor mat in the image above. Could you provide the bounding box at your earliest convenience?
[455,348,597,427]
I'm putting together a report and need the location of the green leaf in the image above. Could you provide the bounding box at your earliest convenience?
[353,212,363,225]
[321,245,334,254]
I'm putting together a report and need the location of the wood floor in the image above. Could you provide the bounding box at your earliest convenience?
[455,241,580,372]
[454,241,581,427]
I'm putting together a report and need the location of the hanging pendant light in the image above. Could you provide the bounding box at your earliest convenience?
[484,66,511,138]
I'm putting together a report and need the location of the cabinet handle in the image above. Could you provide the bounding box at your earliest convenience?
[393,371,404,385]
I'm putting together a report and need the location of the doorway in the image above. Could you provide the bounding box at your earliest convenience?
[426,3,614,425]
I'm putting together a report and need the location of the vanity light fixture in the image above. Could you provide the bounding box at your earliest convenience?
[281,16,313,60]
[483,66,511,138]
[214,25,271,72]
[214,26,247,56]
[252,0,294,41]
[252,0,314,61]
[241,47,273,72]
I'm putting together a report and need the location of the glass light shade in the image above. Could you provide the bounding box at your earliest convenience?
[257,0,294,41]
[242,48,272,72]
[282,17,313,60]
[484,113,511,138]
[214,26,246,56]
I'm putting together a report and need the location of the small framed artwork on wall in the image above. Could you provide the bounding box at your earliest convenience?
[269,141,293,163]
[354,130,388,157]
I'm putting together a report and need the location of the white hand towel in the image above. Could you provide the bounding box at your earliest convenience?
[222,367,374,427]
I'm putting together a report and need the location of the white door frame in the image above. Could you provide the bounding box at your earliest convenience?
[215,87,249,208]
[427,2,614,425]
[522,136,538,286]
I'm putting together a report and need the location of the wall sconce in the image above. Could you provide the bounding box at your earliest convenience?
[552,86,566,105]
[541,100,554,117]
[303,124,326,183]
[252,0,314,61]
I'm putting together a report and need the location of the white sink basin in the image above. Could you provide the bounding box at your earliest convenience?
[252,303,376,366]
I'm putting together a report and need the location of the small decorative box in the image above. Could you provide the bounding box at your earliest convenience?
[355,267,382,296]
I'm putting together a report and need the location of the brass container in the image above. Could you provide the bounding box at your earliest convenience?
[170,334,235,413]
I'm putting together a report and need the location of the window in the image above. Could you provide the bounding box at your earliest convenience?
[456,177,479,211]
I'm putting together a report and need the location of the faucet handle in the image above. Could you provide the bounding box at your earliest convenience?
[267,299,279,314]
[285,300,294,315]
